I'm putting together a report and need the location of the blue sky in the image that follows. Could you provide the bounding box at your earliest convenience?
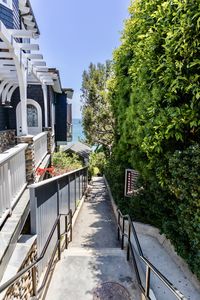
[31,0,130,118]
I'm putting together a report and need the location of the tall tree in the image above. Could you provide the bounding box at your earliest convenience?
[81,61,114,154]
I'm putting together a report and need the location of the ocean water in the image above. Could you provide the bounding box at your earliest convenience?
[72,119,85,142]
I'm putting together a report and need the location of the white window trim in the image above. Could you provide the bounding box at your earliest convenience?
[16,99,43,136]
[0,0,13,10]
[27,99,42,133]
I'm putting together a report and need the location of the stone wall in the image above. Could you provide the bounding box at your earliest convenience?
[43,127,54,154]
[3,242,38,300]
[17,136,36,184]
[0,130,16,153]
[17,130,54,184]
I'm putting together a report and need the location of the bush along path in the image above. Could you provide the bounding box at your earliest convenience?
[105,0,200,280]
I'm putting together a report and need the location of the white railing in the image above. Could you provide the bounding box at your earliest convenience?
[0,143,28,225]
[33,132,48,168]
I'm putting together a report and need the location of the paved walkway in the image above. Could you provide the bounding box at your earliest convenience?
[45,177,140,300]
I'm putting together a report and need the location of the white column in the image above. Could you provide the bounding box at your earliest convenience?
[51,102,55,134]
[42,84,48,127]
[19,69,28,135]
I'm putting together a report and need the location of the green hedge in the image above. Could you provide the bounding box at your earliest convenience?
[107,0,200,278]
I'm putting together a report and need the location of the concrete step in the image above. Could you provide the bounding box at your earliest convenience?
[0,189,30,282]
[63,247,125,257]
[45,247,140,300]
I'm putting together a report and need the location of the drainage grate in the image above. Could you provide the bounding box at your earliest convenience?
[93,282,131,300]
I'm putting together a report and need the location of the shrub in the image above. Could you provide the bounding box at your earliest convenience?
[108,0,200,279]
[89,151,107,177]
[52,152,82,174]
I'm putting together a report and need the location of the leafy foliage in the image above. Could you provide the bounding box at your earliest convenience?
[89,151,107,177]
[107,0,200,278]
[81,61,114,154]
[52,152,82,174]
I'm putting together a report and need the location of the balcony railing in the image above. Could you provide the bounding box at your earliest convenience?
[33,132,48,168]
[0,143,28,226]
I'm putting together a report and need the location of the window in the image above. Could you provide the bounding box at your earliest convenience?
[0,0,12,9]
[27,104,38,127]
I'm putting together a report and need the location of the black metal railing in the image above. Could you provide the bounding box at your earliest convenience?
[0,210,72,297]
[0,166,88,298]
[117,209,188,300]
[30,166,88,277]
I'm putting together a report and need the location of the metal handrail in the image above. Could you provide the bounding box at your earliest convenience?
[29,166,88,188]
[0,209,73,296]
[117,209,188,300]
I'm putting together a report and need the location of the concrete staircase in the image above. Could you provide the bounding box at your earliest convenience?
[45,177,141,300]
[0,189,30,282]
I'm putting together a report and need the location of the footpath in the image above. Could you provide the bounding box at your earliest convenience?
[45,177,141,300]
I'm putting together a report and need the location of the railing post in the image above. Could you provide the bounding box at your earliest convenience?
[83,169,85,192]
[86,167,88,189]
[65,215,68,249]
[127,221,131,261]
[3,163,10,214]
[79,170,81,200]
[117,211,120,241]
[145,265,151,299]
[7,163,12,216]
[121,217,125,250]
[57,180,61,260]
[69,209,72,242]
[68,176,71,211]
[32,266,37,296]
[57,218,61,260]
[81,170,83,197]
[74,172,77,208]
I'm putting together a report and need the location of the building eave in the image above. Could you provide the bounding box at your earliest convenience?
[63,88,74,99]
[19,0,40,37]
[48,68,62,94]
